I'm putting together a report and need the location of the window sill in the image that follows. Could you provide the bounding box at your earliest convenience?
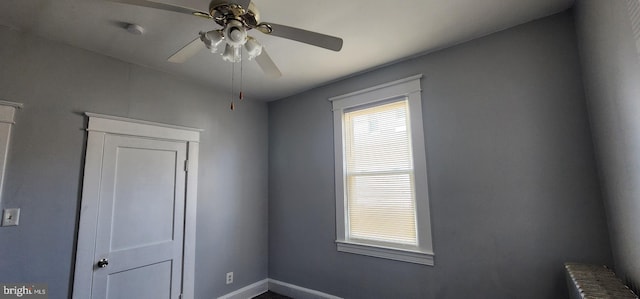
[336,240,434,266]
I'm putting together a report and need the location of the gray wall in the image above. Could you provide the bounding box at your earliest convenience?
[574,0,640,293]
[268,12,612,299]
[0,26,268,298]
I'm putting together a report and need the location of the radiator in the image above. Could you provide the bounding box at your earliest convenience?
[565,263,638,299]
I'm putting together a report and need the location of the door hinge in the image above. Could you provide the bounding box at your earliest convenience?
[184,159,189,172]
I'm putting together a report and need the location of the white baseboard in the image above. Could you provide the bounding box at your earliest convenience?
[216,279,269,299]
[215,278,341,299]
[268,279,342,299]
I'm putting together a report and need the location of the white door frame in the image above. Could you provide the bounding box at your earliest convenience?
[73,113,201,299]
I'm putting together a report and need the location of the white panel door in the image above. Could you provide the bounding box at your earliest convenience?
[91,134,187,299]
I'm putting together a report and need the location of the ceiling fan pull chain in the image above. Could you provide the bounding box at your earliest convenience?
[230,60,235,111]
[240,51,244,101]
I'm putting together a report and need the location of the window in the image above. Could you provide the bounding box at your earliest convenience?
[330,75,434,265]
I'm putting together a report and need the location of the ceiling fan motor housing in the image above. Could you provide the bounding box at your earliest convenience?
[210,0,260,28]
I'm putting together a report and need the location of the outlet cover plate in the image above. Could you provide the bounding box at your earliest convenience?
[2,208,20,226]
[226,272,233,284]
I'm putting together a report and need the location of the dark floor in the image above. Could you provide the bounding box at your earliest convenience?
[252,290,293,299]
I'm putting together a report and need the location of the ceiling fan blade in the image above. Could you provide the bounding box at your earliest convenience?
[258,23,343,52]
[255,48,282,78]
[108,0,212,19]
[168,37,204,63]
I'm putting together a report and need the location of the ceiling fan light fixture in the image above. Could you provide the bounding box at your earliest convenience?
[223,20,247,47]
[244,36,262,60]
[200,30,224,53]
[222,43,241,63]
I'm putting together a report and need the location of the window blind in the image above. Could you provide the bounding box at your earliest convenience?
[344,99,418,246]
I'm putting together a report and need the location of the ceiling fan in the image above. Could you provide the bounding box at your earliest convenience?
[110,0,344,78]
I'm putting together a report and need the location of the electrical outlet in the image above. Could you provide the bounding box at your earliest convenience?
[225,272,233,284]
[2,208,20,226]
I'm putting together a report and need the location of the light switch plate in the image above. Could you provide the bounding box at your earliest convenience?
[2,208,20,226]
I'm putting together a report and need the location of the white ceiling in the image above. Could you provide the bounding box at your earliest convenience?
[0,0,574,101]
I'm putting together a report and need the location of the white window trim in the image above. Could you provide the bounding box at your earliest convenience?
[329,74,434,266]
[0,100,22,207]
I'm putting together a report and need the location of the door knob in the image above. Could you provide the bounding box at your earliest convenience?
[97,258,109,268]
